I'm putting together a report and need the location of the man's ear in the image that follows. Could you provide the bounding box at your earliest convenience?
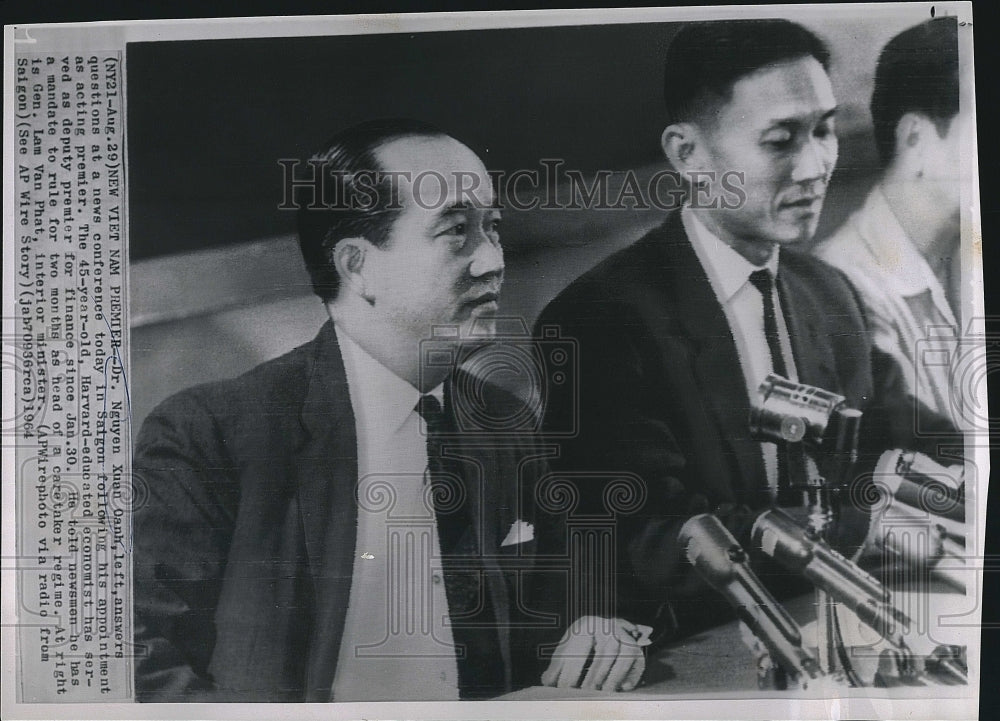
[332,237,373,303]
[894,112,931,175]
[896,112,924,147]
[661,122,702,174]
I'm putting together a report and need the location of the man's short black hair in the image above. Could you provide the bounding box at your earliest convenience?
[870,17,959,166]
[296,118,449,302]
[663,19,831,125]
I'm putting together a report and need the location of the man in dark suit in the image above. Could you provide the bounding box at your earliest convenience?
[133,119,644,701]
[535,20,957,643]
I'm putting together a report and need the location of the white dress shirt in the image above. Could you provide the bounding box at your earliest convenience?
[816,185,959,419]
[331,324,459,701]
[683,206,798,494]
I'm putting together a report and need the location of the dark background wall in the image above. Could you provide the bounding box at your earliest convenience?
[126,14,920,260]
[127,24,675,259]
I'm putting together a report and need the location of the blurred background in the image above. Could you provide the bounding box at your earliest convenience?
[127,9,935,428]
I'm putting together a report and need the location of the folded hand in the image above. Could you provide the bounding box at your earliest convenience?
[540,616,649,692]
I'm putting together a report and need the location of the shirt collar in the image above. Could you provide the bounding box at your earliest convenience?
[854,185,943,299]
[335,323,444,435]
[682,206,780,304]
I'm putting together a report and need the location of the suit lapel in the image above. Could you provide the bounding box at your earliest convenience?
[777,260,840,392]
[295,321,359,700]
[292,334,520,698]
[443,377,514,692]
[650,215,767,499]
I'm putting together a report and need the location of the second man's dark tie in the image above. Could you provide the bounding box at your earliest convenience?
[417,394,464,551]
[748,269,788,379]
[416,393,505,698]
[748,270,797,504]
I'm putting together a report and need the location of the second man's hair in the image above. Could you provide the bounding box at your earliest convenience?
[663,19,830,125]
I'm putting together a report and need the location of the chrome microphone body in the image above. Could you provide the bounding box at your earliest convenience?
[872,450,968,591]
[879,449,965,524]
[752,508,912,650]
[679,514,823,686]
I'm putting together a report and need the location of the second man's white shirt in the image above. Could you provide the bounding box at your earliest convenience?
[331,324,459,701]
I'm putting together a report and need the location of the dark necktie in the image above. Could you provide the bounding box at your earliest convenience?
[748,269,788,379]
[416,393,505,698]
[417,394,465,552]
[747,270,797,503]
[417,394,447,479]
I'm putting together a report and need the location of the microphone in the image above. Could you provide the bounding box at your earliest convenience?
[752,508,912,650]
[679,514,823,685]
[871,450,968,592]
[749,374,863,492]
[872,507,967,592]
[749,374,860,453]
[877,450,965,524]
[926,644,968,684]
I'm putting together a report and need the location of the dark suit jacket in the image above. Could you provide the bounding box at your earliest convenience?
[133,321,554,701]
[534,212,957,639]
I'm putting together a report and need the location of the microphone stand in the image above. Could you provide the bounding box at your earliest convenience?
[750,375,865,684]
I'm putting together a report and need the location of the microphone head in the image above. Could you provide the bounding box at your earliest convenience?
[751,508,812,571]
[679,514,744,587]
[749,375,847,448]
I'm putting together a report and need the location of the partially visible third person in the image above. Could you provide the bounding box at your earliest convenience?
[816,17,967,418]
